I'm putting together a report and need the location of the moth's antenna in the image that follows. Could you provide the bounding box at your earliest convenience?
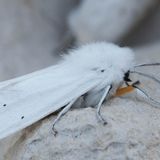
[135,63,160,68]
[130,71,160,85]
[134,85,160,109]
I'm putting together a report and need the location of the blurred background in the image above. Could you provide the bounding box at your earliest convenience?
[0,0,160,81]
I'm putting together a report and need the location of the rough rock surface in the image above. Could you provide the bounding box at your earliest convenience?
[2,97,160,160]
[68,0,158,44]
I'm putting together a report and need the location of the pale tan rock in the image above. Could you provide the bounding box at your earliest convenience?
[2,97,160,160]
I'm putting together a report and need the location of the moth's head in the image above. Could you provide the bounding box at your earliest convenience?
[123,70,140,87]
[117,60,160,99]
[123,70,132,84]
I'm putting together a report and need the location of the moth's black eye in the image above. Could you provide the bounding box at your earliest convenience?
[124,70,132,82]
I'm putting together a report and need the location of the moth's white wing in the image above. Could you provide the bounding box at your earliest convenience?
[0,65,100,139]
[0,65,59,89]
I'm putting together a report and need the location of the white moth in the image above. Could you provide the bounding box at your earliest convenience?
[0,42,159,140]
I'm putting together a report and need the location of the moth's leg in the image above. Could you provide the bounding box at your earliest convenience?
[52,98,77,135]
[96,85,112,125]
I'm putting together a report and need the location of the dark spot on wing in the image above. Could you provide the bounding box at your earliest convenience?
[3,104,6,107]
[101,69,105,72]
[21,116,24,119]
[91,68,105,73]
